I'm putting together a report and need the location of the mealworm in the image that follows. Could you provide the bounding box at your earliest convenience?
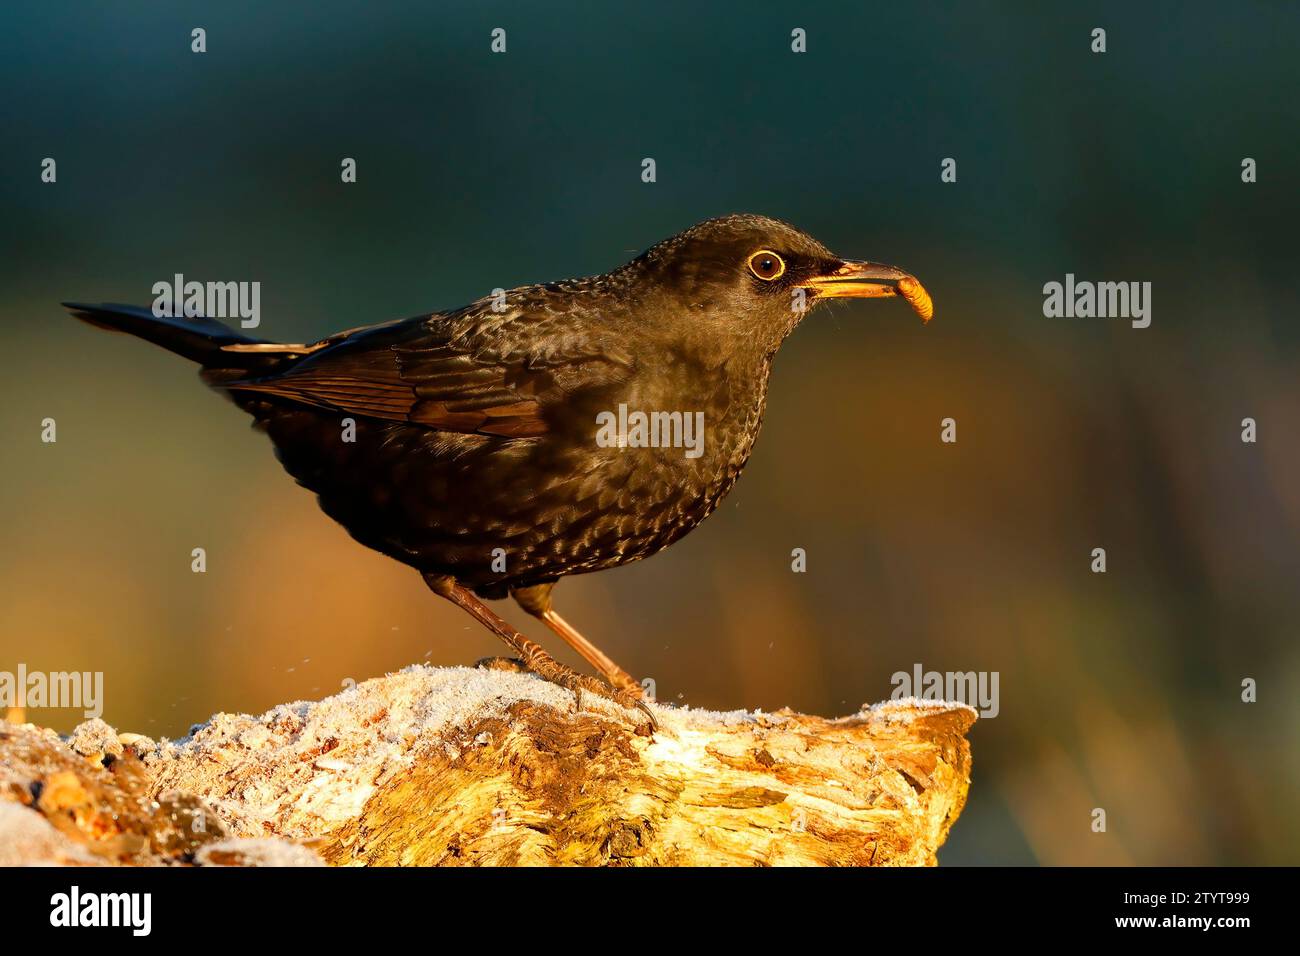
[897,276,935,323]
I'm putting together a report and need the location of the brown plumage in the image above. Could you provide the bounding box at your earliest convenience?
[66,214,933,731]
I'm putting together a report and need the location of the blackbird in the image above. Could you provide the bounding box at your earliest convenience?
[66,214,933,730]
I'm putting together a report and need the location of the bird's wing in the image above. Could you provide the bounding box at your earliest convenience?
[223,298,633,438]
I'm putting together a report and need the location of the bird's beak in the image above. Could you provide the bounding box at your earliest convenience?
[801,260,934,323]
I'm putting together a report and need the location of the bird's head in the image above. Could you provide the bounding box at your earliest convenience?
[621,214,932,357]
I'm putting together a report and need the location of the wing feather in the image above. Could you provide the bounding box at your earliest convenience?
[224,299,631,438]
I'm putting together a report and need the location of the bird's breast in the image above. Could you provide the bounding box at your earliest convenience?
[547,352,772,562]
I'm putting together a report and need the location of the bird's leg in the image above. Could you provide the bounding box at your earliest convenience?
[544,609,648,698]
[424,574,655,732]
[511,583,646,699]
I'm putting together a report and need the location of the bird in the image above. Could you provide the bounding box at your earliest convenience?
[65,214,933,732]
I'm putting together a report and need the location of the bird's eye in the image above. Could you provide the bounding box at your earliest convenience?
[748,250,786,281]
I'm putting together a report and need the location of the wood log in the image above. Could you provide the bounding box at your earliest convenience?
[0,665,975,866]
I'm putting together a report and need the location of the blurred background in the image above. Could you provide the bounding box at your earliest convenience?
[2,1,1297,865]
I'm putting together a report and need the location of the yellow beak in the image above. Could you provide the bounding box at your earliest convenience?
[801,260,934,323]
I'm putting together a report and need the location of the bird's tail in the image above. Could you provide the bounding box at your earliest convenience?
[63,302,270,367]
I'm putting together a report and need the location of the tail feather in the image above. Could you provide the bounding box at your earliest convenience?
[63,302,268,366]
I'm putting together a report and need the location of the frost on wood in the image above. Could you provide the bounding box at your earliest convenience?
[0,719,315,866]
[0,665,976,866]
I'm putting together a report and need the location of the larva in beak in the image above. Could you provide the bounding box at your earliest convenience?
[896,276,934,323]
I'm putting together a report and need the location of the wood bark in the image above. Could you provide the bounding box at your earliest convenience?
[0,666,975,866]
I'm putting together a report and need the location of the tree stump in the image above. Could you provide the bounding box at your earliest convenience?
[0,665,975,866]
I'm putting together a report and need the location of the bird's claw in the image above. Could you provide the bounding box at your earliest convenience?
[554,671,655,736]
[633,699,658,735]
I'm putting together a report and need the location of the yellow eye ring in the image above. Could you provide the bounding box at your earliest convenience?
[748,250,785,281]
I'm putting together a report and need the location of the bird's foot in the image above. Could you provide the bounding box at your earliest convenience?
[608,671,649,699]
[428,576,656,735]
[476,655,654,733]
[530,658,657,736]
